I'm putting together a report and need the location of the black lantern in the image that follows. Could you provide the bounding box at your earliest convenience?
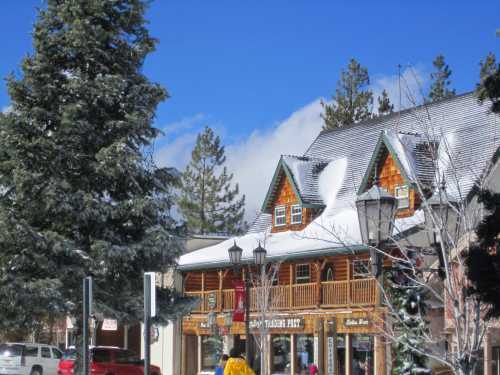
[424,189,460,246]
[355,184,397,246]
[253,242,267,265]
[228,241,243,265]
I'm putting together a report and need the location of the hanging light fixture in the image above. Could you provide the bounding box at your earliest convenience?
[253,242,267,265]
[228,241,243,265]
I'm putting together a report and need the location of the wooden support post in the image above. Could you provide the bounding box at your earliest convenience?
[201,272,205,312]
[289,264,294,308]
[346,259,351,307]
[218,270,223,312]
[181,335,187,375]
[345,334,352,375]
[374,335,386,375]
[315,261,321,307]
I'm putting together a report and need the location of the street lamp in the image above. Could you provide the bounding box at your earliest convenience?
[424,185,460,280]
[253,242,267,266]
[229,241,243,265]
[355,183,397,277]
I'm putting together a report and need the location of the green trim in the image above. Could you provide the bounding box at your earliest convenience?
[177,244,370,271]
[261,156,308,213]
[357,131,416,195]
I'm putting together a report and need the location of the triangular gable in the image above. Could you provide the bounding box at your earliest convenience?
[357,131,417,195]
[261,156,325,214]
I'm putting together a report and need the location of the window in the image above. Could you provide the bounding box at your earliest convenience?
[295,264,310,284]
[115,350,139,364]
[353,260,371,278]
[272,335,291,374]
[24,346,38,357]
[201,336,223,371]
[52,349,62,359]
[92,349,111,363]
[395,185,409,209]
[296,335,314,375]
[322,265,334,281]
[291,205,303,224]
[41,347,51,358]
[274,206,286,226]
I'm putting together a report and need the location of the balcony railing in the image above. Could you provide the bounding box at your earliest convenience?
[185,278,378,313]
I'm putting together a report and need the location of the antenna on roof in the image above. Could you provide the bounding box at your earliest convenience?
[397,63,402,133]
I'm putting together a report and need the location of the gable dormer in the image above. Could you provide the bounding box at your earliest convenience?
[358,130,436,218]
[262,156,328,232]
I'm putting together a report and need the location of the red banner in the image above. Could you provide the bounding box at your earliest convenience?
[233,280,245,322]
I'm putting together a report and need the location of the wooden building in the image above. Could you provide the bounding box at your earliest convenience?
[174,93,500,375]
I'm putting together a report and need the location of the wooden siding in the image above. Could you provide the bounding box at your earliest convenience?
[271,174,314,233]
[378,151,420,218]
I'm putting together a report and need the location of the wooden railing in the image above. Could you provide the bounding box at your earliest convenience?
[184,278,377,312]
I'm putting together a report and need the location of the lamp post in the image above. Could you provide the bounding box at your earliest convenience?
[253,242,267,375]
[424,184,460,279]
[355,183,397,278]
[228,241,251,365]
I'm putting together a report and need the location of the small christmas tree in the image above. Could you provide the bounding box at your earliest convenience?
[387,252,431,375]
[178,126,246,235]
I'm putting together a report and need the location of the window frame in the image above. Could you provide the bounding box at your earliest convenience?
[274,205,286,227]
[352,260,371,278]
[290,204,303,225]
[395,185,410,209]
[295,263,311,284]
[41,347,51,359]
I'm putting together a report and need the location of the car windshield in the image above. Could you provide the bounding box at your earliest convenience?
[62,349,77,360]
[0,344,24,357]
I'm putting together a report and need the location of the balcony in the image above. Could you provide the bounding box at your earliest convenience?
[184,278,378,313]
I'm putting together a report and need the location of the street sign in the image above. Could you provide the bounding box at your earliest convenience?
[144,272,156,317]
[102,319,118,331]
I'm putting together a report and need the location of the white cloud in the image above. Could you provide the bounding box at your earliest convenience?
[2,105,12,114]
[372,65,427,112]
[154,131,198,169]
[225,99,324,221]
[159,113,205,136]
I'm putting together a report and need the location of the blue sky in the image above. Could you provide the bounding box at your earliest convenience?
[0,0,499,218]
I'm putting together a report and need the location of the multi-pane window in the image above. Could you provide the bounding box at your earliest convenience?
[274,206,286,226]
[291,205,303,224]
[395,185,410,209]
[352,260,371,278]
[295,264,310,283]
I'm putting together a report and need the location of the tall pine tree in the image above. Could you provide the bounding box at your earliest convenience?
[321,58,373,130]
[476,52,500,114]
[178,126,245,235]
[428,54,456,102]
[0,0,191,341]
[377,89,394,116]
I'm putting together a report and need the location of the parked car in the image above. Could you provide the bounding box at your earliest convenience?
[0,343,63,375]
[58,347,161,375]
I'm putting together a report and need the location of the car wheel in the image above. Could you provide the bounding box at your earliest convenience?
[30,367,43,375]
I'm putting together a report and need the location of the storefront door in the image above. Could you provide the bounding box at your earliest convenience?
[272,335,291,375]
[296,335,314,375]
[352,335,373,375]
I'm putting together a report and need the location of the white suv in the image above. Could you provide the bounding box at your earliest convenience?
[0,343,62,375]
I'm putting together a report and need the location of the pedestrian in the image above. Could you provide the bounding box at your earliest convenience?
[309,363,319,375]
[224,348,255,375]
[215,354,229,375]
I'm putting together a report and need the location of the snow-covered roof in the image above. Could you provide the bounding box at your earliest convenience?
[358,130,437,194]
[261,155,329,213]
[179,93,500,270]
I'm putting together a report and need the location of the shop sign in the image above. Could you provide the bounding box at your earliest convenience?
[249,317,304,330]
[326,336,336,375]
[343,317,370,327]
[233,280,245,322]
[101,319,118,331]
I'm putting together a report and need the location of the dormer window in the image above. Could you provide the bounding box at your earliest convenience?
[290,205,302,224]
[395,185,409,209]
[274,205,286,226]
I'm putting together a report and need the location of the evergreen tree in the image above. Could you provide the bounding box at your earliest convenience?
[0,0,191,342]
[476,52,500,114]
[321,58,373,130]
[377,89,394,116]
[178,126,245,235]
[428,54,456,102]
[388,253,431,375]
[466,190,500,318]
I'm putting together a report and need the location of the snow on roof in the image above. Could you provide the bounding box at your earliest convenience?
[281,155,329,206]
[180,93,500,269]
